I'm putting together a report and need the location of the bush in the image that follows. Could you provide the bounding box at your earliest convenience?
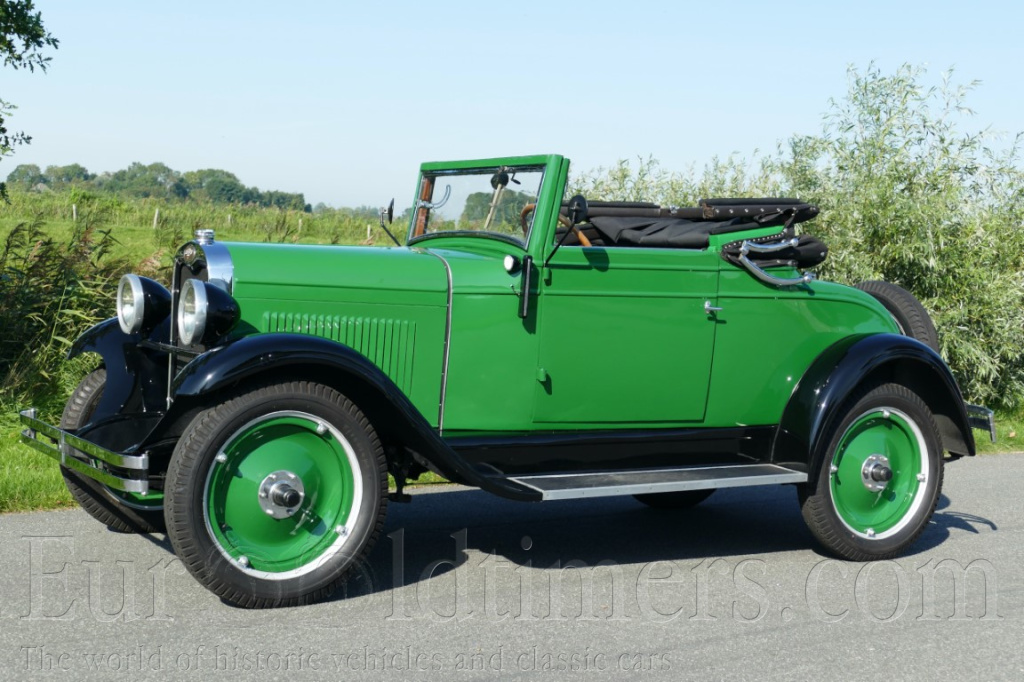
[0,217,130,413]
[776,64,1024,410]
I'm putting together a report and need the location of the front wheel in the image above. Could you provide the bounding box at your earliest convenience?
[164,381,387,608]
[799,383,943,561]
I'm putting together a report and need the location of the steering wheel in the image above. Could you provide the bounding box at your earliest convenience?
[519,204,593,247]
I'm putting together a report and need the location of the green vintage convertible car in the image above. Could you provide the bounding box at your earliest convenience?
[19,154,994,608]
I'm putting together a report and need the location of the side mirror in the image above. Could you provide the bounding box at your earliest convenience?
[567,194,589,225]
[380,198,395,226]
[377,199,401,246]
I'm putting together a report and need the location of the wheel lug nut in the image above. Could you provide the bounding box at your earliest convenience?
[316,423,328,435]
[917,473,926,482]
[238,556,249,567]
[215,453,227,463]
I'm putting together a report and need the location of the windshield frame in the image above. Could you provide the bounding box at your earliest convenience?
[407,162,547,248]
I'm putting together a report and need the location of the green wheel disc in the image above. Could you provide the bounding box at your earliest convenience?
[829,407,929,539]
[203,410,362,578]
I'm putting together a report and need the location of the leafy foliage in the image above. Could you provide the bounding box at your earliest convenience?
[0,218,130,410]
[461,189,536,230]
[7,160,310,210]
[0,0,57,200]
[776,64,1024,410]
[570,154,780,206]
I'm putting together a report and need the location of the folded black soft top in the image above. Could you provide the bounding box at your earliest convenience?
[587,216,756,249]
[563,198,819,249]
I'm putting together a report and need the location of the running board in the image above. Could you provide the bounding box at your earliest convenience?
[507,464,807,501]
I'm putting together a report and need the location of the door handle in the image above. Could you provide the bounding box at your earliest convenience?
[704,300,723,314]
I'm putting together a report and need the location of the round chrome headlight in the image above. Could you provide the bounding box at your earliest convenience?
[117,274,145,334]
[177,279,208,345]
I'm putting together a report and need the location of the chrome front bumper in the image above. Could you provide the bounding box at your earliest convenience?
[19,409,150,494]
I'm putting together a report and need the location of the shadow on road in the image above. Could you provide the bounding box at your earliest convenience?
[306,483,996,605]
[114,481,997,608]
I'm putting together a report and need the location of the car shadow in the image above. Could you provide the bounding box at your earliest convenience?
[123,483,997,607]
[327,484,1001,603]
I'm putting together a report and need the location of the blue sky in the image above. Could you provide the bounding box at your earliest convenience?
[4,1,1023,206]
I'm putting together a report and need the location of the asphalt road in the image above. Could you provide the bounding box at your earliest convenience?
[1,453,1022,681]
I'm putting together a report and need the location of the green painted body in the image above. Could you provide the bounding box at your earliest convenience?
[218,154,898,438]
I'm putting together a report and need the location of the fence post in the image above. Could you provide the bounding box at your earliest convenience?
[153,208,159,229]
[72,204,77,222]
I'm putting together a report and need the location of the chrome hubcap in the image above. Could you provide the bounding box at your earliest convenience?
[860,454,893,492]
[258,470,305,519]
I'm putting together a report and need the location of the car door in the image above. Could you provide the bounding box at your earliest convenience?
[533,245,720,426]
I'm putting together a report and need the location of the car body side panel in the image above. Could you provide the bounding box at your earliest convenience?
[427,245,541,432]
[534,246,720,425]
[704,270,900,427]
[225,243,449,427]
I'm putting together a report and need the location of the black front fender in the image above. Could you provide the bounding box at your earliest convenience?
[172,332,407,401]
[68,317,170,430]
[773,333,975,485]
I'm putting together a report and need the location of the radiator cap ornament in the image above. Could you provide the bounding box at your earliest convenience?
[195,229,215,245]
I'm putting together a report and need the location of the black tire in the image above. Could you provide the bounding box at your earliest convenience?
[634,489,715,509]
[799,383,943,561]
[855,280,940,352]
[60,369,165,533]
[164,381,387,608]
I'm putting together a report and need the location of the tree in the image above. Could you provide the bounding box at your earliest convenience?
[0,1,59,200]
[44,162,93,186]
[461,189,535,228]
[97,161,189,200]
[5,161,42,188]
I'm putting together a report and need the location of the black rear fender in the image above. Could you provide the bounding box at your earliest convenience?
[773,334,975,488]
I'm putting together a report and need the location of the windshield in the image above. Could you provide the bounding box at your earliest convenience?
[409,165,545,246]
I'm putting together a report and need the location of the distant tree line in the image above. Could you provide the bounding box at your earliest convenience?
[5,161,311,211]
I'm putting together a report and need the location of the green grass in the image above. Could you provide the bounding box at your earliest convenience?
[975,410,1024,454]
[0,413,76,513]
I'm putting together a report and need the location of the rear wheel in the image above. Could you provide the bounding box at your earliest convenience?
[164,381,387,608]
[634,489,715,509]
[800,383,943,560]
[856,281,940,352]
[60,369,165,533]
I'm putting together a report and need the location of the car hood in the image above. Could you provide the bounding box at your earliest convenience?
[225,243,449,307]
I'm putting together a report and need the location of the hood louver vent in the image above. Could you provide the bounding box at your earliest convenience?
[263,313,416,393]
